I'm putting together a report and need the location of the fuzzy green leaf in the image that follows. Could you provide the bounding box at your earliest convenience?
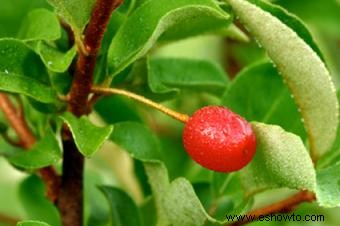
[228,0,339,158]
[99,186,141,226]
[35,42,76,73]
[222,62,306,139]
[316,163,340,208]
[17,8,61,41]
[144,162,225,226]
[318,91,340,168]
[17,221,51,226]
[61,112,113,157]
[107,0,230,76]
[0,72,57,103]
[164,178,217,226]
[47,0,95,37]
[110,122,162,162]
[239,122,316,196]
[9,129,61,169]
[148,58,228,96]
[144,162,171,226]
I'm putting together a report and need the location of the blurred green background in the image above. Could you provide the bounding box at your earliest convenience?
[0,0,340,225]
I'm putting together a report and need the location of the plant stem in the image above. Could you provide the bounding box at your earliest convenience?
[229,191,315,226]
[58,1,123,226]
[0,93,60,202]
[0,213,19,226]
[58,131,84,226]
[91,86,190,123]
[68,0,123,116]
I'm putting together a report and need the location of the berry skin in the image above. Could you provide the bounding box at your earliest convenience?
[182,106,256,172]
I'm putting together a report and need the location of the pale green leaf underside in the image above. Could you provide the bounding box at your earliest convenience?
[240,122,316,196]
[108,0,230,76]
[144,162,227,226]
[9,130,61,169]
[164,178,215,226]
[17,8,61,41]
[17,221,51,226]
[316,163,340,208]
[148,58,228,96]
[144,162,171,226]
[0,72,57,103]
[47,0,95,36]
[228,0,339,158]
[61,112,113,157]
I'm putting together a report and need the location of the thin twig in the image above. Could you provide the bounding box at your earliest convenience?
[0,93,60,202]
[91,86,190,123]
[229,191,316,226]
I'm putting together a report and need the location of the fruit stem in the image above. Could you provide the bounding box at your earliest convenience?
[91,86,190,123]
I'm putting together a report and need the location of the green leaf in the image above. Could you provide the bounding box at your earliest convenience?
[140,197,157,226]
[47,0,95,38]
[0,72,57,103]
[316,163,340,208]
[35,42,76,73]
[144,162,224,226]
[107,0,230,76]
[110,122,162,162]
[60,112,113,157]
[318,90,340,168]
[148,58,228,96]
[95,95,142,124]
[276,0,340,36]
[228,0,339,158]
[85,170,110,226]
[9,129,61,169]
[211,173,250,216]
[17,221,51,226]
[19,175,60,226]
[144,162,170,226]
[239,122,316,196]
[164,178,215,226]
[17,8,61,41]
[99,186,141,226]
[0,0,50,38]
[221,24,249,42]
[222,62,306,140]
[0,38,50,83]
[248,0,324,60]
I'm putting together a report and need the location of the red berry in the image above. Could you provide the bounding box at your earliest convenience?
[182,106,256,172]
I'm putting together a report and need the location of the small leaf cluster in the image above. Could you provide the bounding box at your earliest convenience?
[0,0,339,226]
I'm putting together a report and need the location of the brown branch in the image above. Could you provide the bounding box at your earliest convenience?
[57,1,123,226]
[68,0,123,116]
[58,129,84,226]
[0,93,60,203]
[0,212,19,226]
[229,191,316,226]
